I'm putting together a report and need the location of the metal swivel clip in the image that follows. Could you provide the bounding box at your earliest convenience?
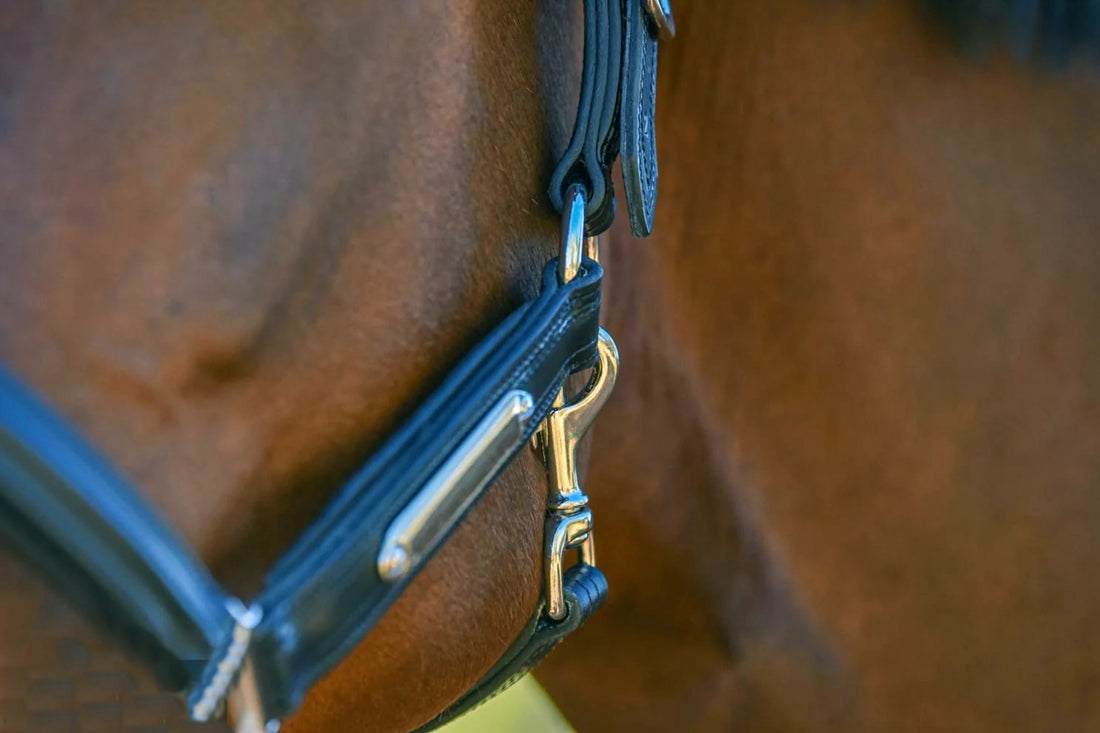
[536,185,620,621]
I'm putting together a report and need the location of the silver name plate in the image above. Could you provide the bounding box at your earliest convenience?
[376,390,535,582]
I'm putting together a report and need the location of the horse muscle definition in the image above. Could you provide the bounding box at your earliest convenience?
[1,1,1098,732]
[540,1,1100,731]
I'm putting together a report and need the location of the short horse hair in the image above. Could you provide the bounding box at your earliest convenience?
[920,0,1100,63]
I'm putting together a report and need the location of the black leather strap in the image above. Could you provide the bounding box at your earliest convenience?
[548,0,624,235]
[620,0,662,237]
[0,368,234,692]
[242,259,604,720]
[419,563,608,732]
[549,0,664,239]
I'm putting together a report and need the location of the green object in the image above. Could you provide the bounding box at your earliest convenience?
[435,676,573,733]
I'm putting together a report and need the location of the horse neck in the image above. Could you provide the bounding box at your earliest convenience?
[542,0,1100,729]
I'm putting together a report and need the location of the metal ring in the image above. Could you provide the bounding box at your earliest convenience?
[559,184,587,285]
[539,329,619,621]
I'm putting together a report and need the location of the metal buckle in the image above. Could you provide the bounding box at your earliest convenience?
[535,328,619,621]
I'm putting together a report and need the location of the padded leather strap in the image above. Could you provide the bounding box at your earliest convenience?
[418,563,608,732]
[548,0,624,235]
[0,368,234,692]
[243,259,604,720]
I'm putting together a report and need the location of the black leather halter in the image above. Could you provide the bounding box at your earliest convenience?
[0,2,671,730]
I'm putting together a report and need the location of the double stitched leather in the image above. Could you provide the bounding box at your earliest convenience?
[620,0,662,237]
[548,0,624,235]
[550,0,664,238]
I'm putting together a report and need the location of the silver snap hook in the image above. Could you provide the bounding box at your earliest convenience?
[538,329,620,620]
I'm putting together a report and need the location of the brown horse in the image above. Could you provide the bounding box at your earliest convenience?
[1,1,1098,732]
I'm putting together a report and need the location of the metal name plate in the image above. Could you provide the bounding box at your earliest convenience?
[376,390,535,582]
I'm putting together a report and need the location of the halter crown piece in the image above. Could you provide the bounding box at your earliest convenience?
[0,2,672,731]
